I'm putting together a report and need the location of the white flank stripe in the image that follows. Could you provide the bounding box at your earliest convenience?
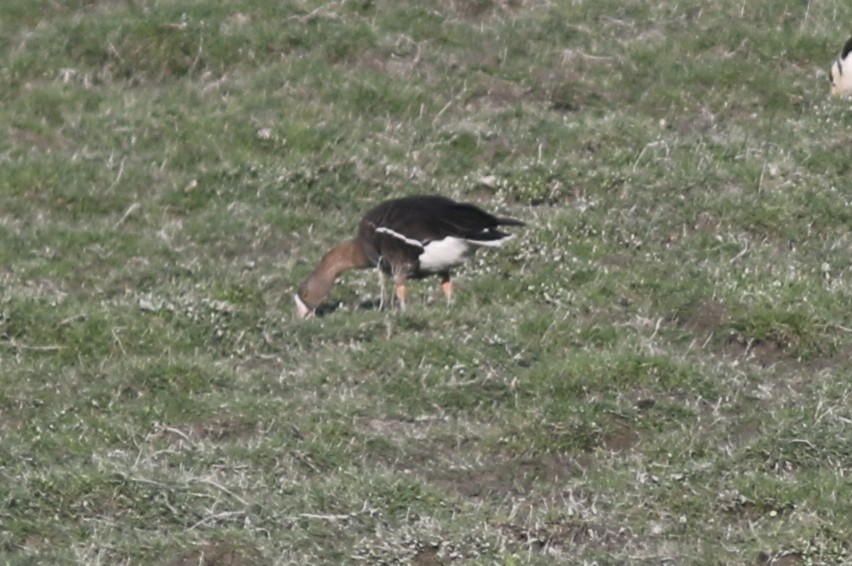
[374,226,424,248]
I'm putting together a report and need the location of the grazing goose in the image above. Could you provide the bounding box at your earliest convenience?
[830,35,852,96]
[294,195,525,319]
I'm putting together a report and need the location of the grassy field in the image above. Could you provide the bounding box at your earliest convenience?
[1,0,851,564]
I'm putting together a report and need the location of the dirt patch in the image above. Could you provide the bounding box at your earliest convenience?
[719,494,794,524]
[754,552,803,566]
[674,300,802,368]
[8,126,72,152]
[728,421,761,446]
[0,414,22,436]
[676,299,731,335]
[166,540,263,566]
[722,335,792,368]
[601,425,640,452]
[157,417,259,443]
[411,545,444,566]
[462,73,528,113]
[357,48,419,78]
[695,210,721,232]
[529,67,612,114]
[441,0,521,20]
[357,416,580,498]
[423,453,580,498]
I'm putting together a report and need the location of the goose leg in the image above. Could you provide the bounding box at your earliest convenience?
[377,263,386,311]
[395,283,407,310]
[440,273,453,304]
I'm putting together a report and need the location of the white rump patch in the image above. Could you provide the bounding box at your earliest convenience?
[374,226,424,248]
[833,59,852,96]
[418,237,473,272]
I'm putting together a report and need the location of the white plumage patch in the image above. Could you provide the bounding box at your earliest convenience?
[831,37,852,96]
[831,58,852,96]
[374,226,424,248]
[418,237,473,272]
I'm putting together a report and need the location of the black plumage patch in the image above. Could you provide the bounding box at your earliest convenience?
[842,35,852,60]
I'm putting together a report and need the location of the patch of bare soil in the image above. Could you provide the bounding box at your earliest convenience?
[462,73,528,113]
[358,416,581,498]
[529,66,611,114]
[357,48,420,78]
[674,299,801,368]
[0,413,22,436]
[601,425,640,452]
[718,493,794,524]
[440,0,522,20]
[166,540,263,566]
[754,551,803,566]
[157,417,259,443]
[411,544,444,566]
[8,126,72,152]
[677,299,731,335]
[418,451,580,499]
[722,334,798,368]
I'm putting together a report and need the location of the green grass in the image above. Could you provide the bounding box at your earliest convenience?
[2,0,851,564]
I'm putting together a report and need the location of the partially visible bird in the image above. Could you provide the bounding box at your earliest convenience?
[830,35,852,96]
[294,195,525,319]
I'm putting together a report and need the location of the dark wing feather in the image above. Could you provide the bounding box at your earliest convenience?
[842,35,852,60]
[364,196,523,243]
[361,195,524,248]
[429,202,523,243]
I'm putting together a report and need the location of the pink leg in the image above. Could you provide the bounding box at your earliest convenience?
[440,279,453,303]
[395,283,407,310]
